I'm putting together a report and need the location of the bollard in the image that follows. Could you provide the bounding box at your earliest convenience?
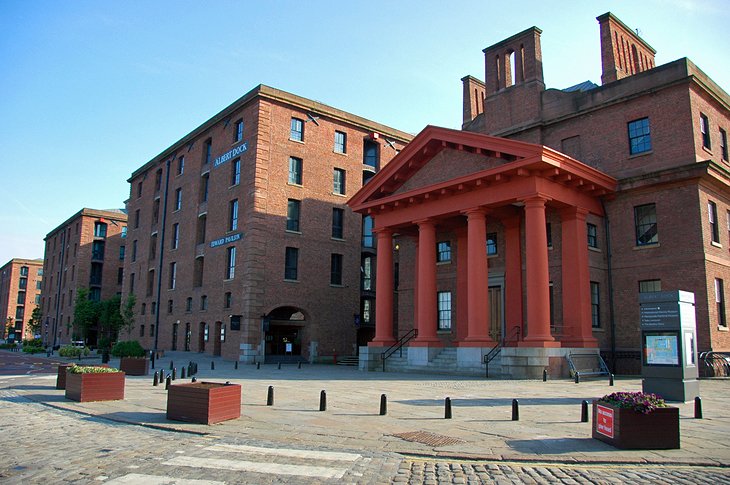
[192,376,197,382]
[257,362,261,370]
[319,390,327,411]
[181,366,186,379]
[267,386,274,406]
[581,400,589,423]
[211,361,215,371]
[694,396,703,419]
[380,394,387,416]
[172,367,176,380]
[444,397,452,419]
[165,376,171,390]
[187,363,192,377]
[278,362,282,370]
[153,371,159,386]
[512,399,519,421]
[543,369,547,382]
[235,361,238,370]
[609,373,615,386]
[170,361,173,370]
[151,352,155,369]
[575,372,580,384]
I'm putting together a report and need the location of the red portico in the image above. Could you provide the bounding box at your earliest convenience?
[349,126,617,377]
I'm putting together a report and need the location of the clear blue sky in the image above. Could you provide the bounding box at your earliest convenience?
[1,0,728,264]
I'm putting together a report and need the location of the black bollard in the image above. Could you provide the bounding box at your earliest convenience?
[192,376,197,382]
[609,373,615,386]
[694,396,703,419]
[153,371,159,386]
[234,361,238,370]
[257,362,261,370]
[444,397,452,419]
[575,372,580,384]
[380,394,387,416]
[512,399,519,421]
[319,390,327,411]
[543,369,547,382]
[211,361,215,371]
[278,362,282,370]
[151,352,155,369]
[267,386,274,406]
[172,367,177,380]
[181,366,186,379]
[165,376,171,390]
[581,400,589,423]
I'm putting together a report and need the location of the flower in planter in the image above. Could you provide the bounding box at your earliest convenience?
[599,391,667,414]
[67,364,121,374]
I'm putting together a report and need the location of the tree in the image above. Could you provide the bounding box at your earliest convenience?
[27,306,42,337]
[121,294,136,337]
[73,288,99,340]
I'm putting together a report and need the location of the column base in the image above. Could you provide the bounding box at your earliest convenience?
[518,339,562,348]
[560,336,599,348]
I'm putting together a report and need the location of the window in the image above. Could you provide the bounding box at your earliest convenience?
[639,279,661,293]
[590,282,600,328]
[186,297,192,312]
[234,119,244,142]
[119,245,125,260]
[700,113,711,150]
[152,198,160,224]
[194,256,204,287]
[139,324,145,337]
[177,155,185,175]
[334,131,346,153]
[587,223,598,248]
[333,168,346,195]
[288,157,302,185]
[226,246,236,279]
[709,201,720,244]
[634,203,658,246]
[627,117,652,155]
[437,241,451,262]
[16,291,25,305]
[332,208,344,239]
[129,273,135,293]
[286,199,300,232]
[167,299,173,314]
[486,233,498,256]
[169,262,177,289]
[362,299,372,324]
[363,140,378,168]
[94,221,108,238]
[716,278,726,327]
[204,138,212,164]
[171,223,179,250]
[330,253,343,286]
[200,295,208,311]
[18,277,27,290]
[196,214,207,245]
[362,216,374,247]
[134,210,140,229]
[290,118,304,141]
[285,247,299,280]
[92,240,105,260]
[137,181,143,198]
[174,188,182,211]
[437,291,452,330]
[149,234,157,260]
[362,256,372,291]
[15,306,24,320]
[117,267,123,285]
[231,158,240,186]
[224,291,232,309]
[229,199,239,231]
[146,270,155,297]
[200,173,209,203]
[154,169,162,192]
[121,226,127,238]
[546,223,553,247]
[132,240,138,262]
[20,266,28,276]
[720,129,729,162]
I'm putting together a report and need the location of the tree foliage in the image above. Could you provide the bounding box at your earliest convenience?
[73,289,131,349]
[27,306,43,337]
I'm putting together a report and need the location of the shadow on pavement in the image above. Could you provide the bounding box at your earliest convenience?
[507,437,608,454]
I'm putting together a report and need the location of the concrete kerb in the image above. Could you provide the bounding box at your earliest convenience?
[11,350,730,467]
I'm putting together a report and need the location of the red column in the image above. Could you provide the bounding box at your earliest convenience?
[462,209,494,346]
[413,219,440,345]
[455,228,468,342]
[370,228,395,347]
[503,216,523,345]
[520,196,560,347]
[560,207,598,347]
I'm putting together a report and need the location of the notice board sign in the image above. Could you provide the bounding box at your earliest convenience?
[595,404,615,438]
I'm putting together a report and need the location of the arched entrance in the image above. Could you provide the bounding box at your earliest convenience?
[264,306,306,362]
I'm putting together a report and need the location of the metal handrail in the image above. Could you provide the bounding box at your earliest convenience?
[381,329,418,372]
[484,325,521,378]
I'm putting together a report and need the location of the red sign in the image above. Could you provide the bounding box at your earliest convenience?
[596,404,614,438]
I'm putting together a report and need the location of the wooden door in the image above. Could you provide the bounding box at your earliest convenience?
[488,286,503,342]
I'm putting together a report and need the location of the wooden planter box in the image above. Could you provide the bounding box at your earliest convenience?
[592,400,680,449]
[167,381,241,425]
[65,371,126,402]
[56,364,73,389]
[119,357,149,376]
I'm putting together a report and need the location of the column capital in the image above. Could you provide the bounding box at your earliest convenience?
[372,227,393,236]
[461,207,488,218]
[520,194,552,208]
[414,218,436,228]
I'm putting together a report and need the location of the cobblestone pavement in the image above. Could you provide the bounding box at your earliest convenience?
[2,386,729,484]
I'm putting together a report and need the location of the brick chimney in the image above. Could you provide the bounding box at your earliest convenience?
[483,26,544,96]
[597,12,656,85]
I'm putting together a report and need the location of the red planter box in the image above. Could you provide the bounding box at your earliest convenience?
[56,364,73,390]
[167,381,241,425]
[65,371,126,402]
[119,357,150,376]
[592,400,680,449]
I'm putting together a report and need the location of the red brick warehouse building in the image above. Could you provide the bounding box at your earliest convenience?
[123,85,410,362]
[40,208,128,348]
[351,12,730,377]
[0,258,43,342]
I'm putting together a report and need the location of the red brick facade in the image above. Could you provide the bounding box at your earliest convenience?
[123,85,410,362]
[0,258,43,341]
[40,209,128,347]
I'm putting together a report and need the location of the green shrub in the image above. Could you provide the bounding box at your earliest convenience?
[0,343,17,349]
[111,340,146,358]
[67,364,120,374]
[59,345,91,358]
[22,346,45,354]
[23,338,43,348]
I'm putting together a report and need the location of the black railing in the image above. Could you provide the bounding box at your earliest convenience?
[381,329,418,372]
[699,351,730,377]
[483,325,521,378]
